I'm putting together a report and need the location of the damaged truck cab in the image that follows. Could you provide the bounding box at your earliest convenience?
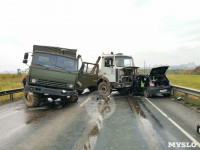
[23,45,79,107]
[100,53,139,94]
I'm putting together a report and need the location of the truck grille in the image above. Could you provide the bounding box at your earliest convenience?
[37,79,67,89]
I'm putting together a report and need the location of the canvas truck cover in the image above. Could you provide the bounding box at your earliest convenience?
[33,45,77,58]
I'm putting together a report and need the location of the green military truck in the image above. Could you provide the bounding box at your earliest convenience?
[76,56,111,96]
[23,45,79,107]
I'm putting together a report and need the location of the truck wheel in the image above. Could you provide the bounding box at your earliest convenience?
[98,82,111,97]
[118,89,128,95]
[23,91,40,107]
[144,89,151,98]
[69,94,78,102]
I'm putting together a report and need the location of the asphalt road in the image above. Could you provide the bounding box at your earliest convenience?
[0,91,200,150]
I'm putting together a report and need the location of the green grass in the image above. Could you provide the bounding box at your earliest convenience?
[167,75,200,90]
[0,74,24,103]
[167,75,200,108]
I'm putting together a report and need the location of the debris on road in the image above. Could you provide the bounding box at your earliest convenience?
[172,97,182,101]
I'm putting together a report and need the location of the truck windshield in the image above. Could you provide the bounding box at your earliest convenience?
[115,56,133,67]
[33,53,78,72]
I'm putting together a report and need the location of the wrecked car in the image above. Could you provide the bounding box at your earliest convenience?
[132,66,171,98]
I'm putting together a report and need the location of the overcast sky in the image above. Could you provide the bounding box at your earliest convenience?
[0,0,200,72]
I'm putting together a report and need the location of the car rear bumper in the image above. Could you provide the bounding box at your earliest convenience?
[24,85,77,96]
[147,86,171,96]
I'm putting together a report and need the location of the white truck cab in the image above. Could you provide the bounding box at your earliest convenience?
[100,53,139,94]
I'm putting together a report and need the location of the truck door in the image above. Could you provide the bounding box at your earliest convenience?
[78,63,98,89]
[101,57,116,82]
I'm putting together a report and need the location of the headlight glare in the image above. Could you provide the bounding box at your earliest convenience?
[69,84,74,88]
[32,78,36,83]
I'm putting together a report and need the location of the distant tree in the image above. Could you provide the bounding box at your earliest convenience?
[193,66,200,75]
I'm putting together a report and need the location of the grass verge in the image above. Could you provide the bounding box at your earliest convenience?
[0,74,24,104]
[172,91,200,111]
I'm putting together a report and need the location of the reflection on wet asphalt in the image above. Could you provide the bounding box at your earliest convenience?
[0,92,200,150]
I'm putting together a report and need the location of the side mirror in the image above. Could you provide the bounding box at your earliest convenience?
[23,59,28,64]
[77,55,81,59]
[24,53,29,59]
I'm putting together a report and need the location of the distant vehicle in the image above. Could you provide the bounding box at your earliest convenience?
[23,45,79,107]
[133,66,171,98]
[100,52,139,95]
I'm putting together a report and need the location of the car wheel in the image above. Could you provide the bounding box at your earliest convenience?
[144,89,151,98]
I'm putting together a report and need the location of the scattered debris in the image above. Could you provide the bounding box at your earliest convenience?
[172,97,182,101]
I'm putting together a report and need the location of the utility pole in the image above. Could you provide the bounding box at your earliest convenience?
[144,60,146,74]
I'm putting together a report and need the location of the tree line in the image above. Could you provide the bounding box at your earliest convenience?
[138,66,200,75]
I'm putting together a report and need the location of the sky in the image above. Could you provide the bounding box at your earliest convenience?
[0,0,200,72]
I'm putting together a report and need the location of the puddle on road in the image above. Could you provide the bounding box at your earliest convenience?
[73,93,116,150]
[139,99,163,128]
[26,110,55,124]
[130,96,146,118]
[128,97,164,150]
[25,100,75,124]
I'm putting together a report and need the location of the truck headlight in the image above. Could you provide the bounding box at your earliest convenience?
[69,84,74,88]
[32,78,37,83]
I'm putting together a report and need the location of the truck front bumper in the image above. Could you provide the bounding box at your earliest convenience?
[112,82,132,89]
[24,85,77,96]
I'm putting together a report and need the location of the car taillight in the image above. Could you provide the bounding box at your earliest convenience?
[149,83,155,87]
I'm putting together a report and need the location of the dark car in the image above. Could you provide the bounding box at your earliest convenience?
[132,66,171,97]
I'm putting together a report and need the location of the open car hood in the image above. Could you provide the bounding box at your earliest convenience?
[150,66,169,75]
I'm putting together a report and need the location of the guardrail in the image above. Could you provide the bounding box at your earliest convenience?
[171,85,200,100]
[0,85,199,101]
[0,88,24,100]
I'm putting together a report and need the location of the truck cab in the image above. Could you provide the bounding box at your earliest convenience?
[100,53,138,94]
[23,45,79,107]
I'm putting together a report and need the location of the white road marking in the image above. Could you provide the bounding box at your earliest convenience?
[145,97,200,148]
[79,97,91,107]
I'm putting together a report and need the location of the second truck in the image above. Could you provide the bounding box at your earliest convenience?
[23,45,79,107]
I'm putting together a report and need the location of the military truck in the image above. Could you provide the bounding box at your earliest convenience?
[99,52,139,95]
[76,56,111,97]
[23,45,79,107]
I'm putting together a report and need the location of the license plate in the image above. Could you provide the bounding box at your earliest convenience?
[160,89,167,93]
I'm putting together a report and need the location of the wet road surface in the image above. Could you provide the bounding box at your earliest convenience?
[0,91,200,150]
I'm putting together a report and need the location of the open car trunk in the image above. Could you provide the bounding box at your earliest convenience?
[149,66,170,87]
[150,75,170,87]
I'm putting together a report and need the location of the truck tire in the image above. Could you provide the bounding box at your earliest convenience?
[69,94,78,102]
[23,91,40,107]
[98,82,111,97]
[118,89,128,95]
